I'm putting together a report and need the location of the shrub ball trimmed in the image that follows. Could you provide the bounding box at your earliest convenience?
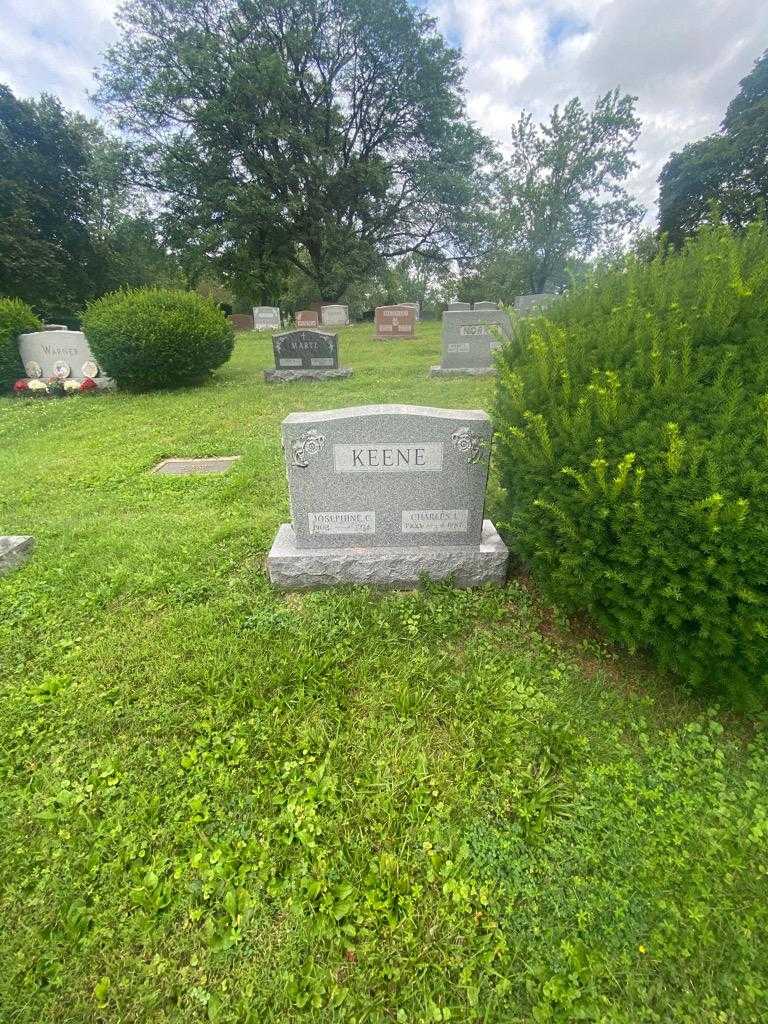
[495,221,768,696]
[82,289,235,390]
[0,297,42,387]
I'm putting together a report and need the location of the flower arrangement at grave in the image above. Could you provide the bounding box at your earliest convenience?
[13,377,100,397]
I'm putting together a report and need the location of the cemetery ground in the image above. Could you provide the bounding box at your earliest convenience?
[1,323,767,1024]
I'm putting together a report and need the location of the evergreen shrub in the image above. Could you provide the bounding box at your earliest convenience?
[495,222,768,694]
[0,297,41,387]
[82,288,234,390]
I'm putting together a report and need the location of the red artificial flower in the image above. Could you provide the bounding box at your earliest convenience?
[13,379,29,392]
[80,377,97,392]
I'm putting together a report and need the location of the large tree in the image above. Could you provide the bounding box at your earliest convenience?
[496,91,643,293]
[0,85,98,321]
[95,0,493,301]
[658,50,768,245]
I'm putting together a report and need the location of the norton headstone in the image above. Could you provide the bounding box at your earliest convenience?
[296,310,320,328]
[374,304,416,340]
[321,304,350,327]
[252,306,281,331]
[267,404,509,589]
[430,309,512,377]
[265,329,353,382]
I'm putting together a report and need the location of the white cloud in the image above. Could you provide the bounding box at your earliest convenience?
[1,0,765,221]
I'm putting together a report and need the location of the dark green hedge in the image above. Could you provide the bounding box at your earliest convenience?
[495,222,768,696]
[0,297,41,387]
[82,289,234,390]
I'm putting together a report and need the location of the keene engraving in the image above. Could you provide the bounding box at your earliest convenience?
[334,443,443,473]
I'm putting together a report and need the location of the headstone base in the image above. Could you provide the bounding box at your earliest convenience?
[0,535,34,575]
[267,520,508,590]
[264,368,353,383]
[429,366,497,377]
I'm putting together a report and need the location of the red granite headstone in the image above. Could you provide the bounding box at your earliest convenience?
[296,310,320,328]
[374,304,416,340]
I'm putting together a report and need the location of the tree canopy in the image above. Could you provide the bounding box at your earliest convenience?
[658,50,768,245]
[96,0,494,301]
[494,91,643,294]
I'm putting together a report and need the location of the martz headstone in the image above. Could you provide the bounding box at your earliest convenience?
[265,329,353,383]
[253,306,281,331]
[17,328,110,386]
[321,304,350,327]
[267,404,509,589]
[374,304,416,340]
[430,309,512,377]
[296,310,320,328]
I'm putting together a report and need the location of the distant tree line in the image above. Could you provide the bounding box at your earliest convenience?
[2,0,765,319]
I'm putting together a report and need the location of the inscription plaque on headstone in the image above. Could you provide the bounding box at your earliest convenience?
[374,304,416,340]
[17,329,103,382]
[267,404,509,589]
[253,306,281,331]
[430,310,512,377]
[296,310,320,328]
[514,293,558,316]
[265,329,352,383]
[321,304,350,327]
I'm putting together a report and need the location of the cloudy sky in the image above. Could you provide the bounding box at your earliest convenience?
[1,0,766,220]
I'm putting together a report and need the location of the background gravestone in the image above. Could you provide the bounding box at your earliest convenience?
[230,313,254,331]
[296,310,320,328]
[447,302,471,312]
[374,304,416,340]
[265,329,352,382]
[402,302,420,321]
[430,310,512,377]
[252,306,281,331]
[474,301,498,310]
[321,304,350,327]
[514,293,558,316]
[17,329,105,383]
[267,404,509,588]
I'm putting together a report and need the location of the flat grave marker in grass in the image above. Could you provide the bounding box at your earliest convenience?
[265,329,353,383]
[430,308,512,377]
[267,403,509,588]
[0,535,34,574]
[152,456,241,475]
[374,304,416,340]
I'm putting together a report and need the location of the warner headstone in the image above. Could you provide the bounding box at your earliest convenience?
[447,302,471,312]
[265,329,353,383]
[474,301,498,311]
[374,304,416,340]
[17,329,111,387]
[514,293,558,316]
[430,309,512,377]
[0,535,34,575]
[321,304,350,327]
[267,404,509,589]
[252,306,281,331]
[296,310,320,328]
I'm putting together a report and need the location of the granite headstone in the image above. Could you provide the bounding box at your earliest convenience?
[17,329,102,381]
[252,306,281,331]
[321,304,350,327]
[265,329,352,383]
[474,301,498,311]
[447,302,471,312]
[267,404,509,588]
[296,310,320,328]
[374,304,416,340]
[430,310,512,377]
[514,293,558,316]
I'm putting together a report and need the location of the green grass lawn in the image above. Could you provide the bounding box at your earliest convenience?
[2,324,767,1023]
